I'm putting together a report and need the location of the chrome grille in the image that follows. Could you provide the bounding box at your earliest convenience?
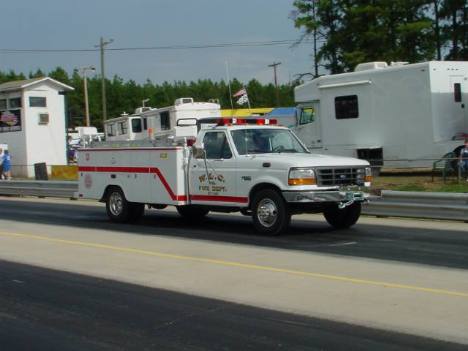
[316,167,364,186]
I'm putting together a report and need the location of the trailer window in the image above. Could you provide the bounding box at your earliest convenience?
[143,118,148,130]
[160,111,170,130]
[132,118,142,133]
[299,107,314,124]
[107,124,115,137]
[454,83,462,102]
[118,121,128,135]
[203,132,232,159]
[335,95,359,119]
[0,99,6,110]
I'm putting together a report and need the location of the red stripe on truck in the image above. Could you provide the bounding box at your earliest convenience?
[78,166,247,204]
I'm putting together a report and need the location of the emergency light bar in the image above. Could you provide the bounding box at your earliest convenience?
[216,118,278,126]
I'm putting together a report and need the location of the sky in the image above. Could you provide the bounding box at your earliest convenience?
[0,0,315,85]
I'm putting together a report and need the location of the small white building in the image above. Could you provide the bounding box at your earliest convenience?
[0,77,74,177]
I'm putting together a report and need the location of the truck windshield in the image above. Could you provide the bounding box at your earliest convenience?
[231,128,308,155]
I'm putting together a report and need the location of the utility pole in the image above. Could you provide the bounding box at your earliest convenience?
[268,62,281,106]
[79,66,96,127]
[95,37,113,122]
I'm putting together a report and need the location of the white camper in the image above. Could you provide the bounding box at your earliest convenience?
[294,61,468,169]
[104,98,221,142]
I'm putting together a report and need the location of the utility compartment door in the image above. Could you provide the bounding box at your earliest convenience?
[294,102,322,149]
[189,131,243,205]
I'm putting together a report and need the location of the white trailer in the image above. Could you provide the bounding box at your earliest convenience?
[294,61,468,169]
[78,118,371,235]
[104,98,221,142]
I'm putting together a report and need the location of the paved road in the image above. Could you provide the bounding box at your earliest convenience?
[0,197,468,350]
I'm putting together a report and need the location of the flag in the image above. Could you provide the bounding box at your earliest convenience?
[236,94,249,106]
[233,88,247,97]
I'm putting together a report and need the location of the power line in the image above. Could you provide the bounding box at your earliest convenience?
[0,39,324,54]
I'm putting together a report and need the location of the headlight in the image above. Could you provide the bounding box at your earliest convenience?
[288,167,316,186]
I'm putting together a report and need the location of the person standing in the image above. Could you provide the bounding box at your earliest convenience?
[2,150,11,180]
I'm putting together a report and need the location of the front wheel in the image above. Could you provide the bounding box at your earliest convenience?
[323,202,361,229]
[252,189,290,236]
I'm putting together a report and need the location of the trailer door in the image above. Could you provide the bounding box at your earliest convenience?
[294,102,322,149]
[450,76,468,133]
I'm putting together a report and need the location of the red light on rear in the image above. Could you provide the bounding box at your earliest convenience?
[187,138,196,146]
[256,119,265,125]
[269,119,278,125]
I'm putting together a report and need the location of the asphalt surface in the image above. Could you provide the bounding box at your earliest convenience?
[0,197,468,350]
[1,259,466,351]
[0,197,467,270]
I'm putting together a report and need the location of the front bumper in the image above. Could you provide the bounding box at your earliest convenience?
[282,189,368,203]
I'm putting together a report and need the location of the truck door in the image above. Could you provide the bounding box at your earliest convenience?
[189,131,240,205]
[294,102,322,149]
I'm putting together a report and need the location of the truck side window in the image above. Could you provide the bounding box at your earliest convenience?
[299,107,314,124]
[203,132,232,159]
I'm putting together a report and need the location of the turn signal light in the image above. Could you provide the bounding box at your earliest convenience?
[288,178,316,186]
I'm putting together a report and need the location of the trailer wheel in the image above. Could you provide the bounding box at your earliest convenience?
[176,206,209,221]
[252,189,290,236]
[323,202,361,229]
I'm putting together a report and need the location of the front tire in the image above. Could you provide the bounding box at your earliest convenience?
[252,189,290,236]
[323,202,361,229]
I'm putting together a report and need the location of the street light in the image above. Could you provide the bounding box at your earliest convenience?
[79,66,96,127]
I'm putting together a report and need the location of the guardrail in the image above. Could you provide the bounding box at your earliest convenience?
[0,180,77,199]
[362,190,468,222]
[0,181,466,222]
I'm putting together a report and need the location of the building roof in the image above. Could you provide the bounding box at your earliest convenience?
[0,77,74,93]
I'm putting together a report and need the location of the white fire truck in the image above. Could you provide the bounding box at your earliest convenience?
[78,118,372,235]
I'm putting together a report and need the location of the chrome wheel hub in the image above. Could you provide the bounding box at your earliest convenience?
[109,192,123,216]
[257,198,278,228]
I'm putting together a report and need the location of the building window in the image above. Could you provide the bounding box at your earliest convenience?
[454,83,462,102]
[0,99,6,110]
[160,111,170,130]
[335,95,359,119]
[39,113,49,125]
[30,96,47,107]
[9,98,22,109]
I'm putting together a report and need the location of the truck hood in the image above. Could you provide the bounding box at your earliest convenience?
[248,153,370,168]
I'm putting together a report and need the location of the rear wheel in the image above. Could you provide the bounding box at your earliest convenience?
[106,187,144,223]
[252,189,290,236]
[323,202,361,229]
[176,206,209,221]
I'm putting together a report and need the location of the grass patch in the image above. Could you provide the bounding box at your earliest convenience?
[372,175,468,193]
